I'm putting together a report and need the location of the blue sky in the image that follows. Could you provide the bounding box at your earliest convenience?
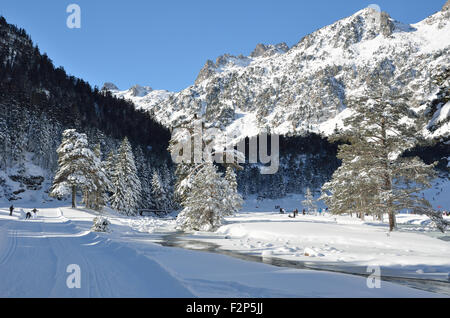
[0,0,445,92]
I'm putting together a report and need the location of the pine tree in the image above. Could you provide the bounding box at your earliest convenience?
[302,187,317,213]
[82,143,111,211]
[105,150,118,187]
[321,141,381,220]
[224,166,243,215]
[139,163,154,209]
[133,145,152,209]
[151,170,170,212]
[322,83,436,231]
[176,163,228,231]
[110,137,142,215]
[50,129,101,208]
[162,163,176,209]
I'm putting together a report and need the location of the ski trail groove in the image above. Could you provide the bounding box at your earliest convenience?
[0,227,17,266]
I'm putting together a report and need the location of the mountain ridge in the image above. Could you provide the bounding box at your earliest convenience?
[108,5,449,145]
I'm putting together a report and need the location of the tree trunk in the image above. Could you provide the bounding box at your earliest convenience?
[381,119,396,232]
[72,185,76,208]
[388,209,396,232]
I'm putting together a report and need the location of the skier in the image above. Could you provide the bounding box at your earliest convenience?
[9,205,14,216]
[302,209,306,216]
[32,208,38,219]
[294,208,299,217]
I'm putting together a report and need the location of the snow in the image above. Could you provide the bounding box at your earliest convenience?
[224,111,259,143]
[1,205,447,297]
[209,212,450,267]
[112,85,174,125]
[118,190,450,287]
[429,101,450,127]
[318,108,354,136]
[412,11,450,54]
[0,153,53,205]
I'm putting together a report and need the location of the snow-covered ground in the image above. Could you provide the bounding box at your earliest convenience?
[126,211,450,278]
[1,206,448,298]
[120,194,450,291]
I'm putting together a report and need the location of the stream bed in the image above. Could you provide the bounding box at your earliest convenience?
[149,231,450,296]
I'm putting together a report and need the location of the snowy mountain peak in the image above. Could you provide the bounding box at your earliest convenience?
[109,84,174,121]
[114,5,449,139]
[195,54,252,85]
[295,7,399,51]
[129,84,153,97]
[195,43,289,85]
[443,0,450,11]
[250,42,290,58]
[102,82,119,91]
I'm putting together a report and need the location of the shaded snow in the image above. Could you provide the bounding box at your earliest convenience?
[1,206,446,297]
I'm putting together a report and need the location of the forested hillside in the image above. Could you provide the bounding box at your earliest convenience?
[0,16,172,206]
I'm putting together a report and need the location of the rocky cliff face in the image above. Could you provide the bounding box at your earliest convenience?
[443,0,450,11]
[111,7,449,142]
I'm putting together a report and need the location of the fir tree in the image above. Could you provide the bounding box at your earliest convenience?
[105,150,118,187]
[162,163,176,209]
[133,145,152,209]
[50,129,102,208]
[176,163,228,231]
[224,166,243,215]
[110,137,142,215]
[302,187,317,213]
[322,83,437,231]
[321,139,383,220]
[82,143,111,211]
[151,170,170,212]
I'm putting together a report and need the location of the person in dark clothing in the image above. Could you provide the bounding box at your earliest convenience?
[294,209,299,217]
[279,208,285,214]
[302,209,306,215]
[9,205,14,216]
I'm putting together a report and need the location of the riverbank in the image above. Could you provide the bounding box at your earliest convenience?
[120,208,450,295]
[1,206,447,297]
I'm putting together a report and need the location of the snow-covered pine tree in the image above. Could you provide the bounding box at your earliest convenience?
[0,115,8,169]
[323,81,436,231]
[151,170,170,212]
[139,163,154,209]
[224,166,243,215]
[110,137,142,215]
[162,163,176,209]
[173,162,197,205]
[169,117,246,230]
[104,150,118,188]
[302,188,317,213]
[176,162,228,231]
[168,123,199,206]
[133,145,153,209]
[83,143,111,211]
[321,139,382,220]
[50,129,102,208]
